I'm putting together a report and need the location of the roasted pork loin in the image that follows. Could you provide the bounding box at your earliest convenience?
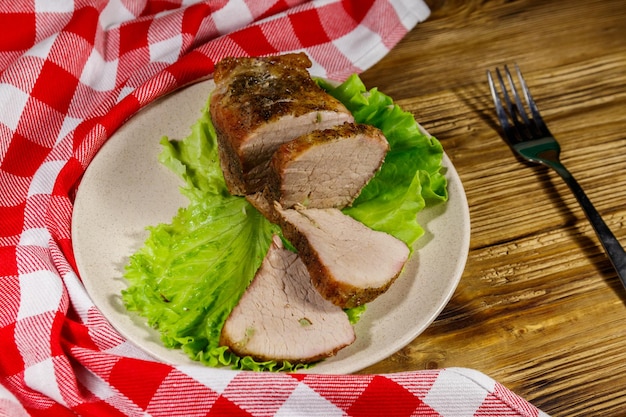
[276,204,410,308]
[210,53,354,195]
[267,122,389,209]
[220,235,356,363]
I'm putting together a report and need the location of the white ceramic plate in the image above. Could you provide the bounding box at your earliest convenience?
[72,79,470,374]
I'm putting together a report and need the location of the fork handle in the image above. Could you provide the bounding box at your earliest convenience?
[551,163,626,288]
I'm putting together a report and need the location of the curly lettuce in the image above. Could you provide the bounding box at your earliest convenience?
[122,75,447,372]
[318,75,447,245]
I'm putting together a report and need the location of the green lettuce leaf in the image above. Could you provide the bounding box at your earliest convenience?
[318,75,448,246]
[122,75,447,372]
[122,107,295,370]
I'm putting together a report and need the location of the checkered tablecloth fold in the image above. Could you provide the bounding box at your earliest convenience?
[0,1,549,415]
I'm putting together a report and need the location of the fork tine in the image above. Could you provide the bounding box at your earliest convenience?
[503,65,531,126]
[497,66,536,141]
[487,69,517,143]
[514,64,551,137]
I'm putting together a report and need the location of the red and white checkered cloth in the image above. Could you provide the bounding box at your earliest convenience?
[0,1,550,416]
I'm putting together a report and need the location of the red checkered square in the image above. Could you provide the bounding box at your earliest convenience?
[343,0,376,24]
[0,13,36,51]
[29,61,79,114]
[288,9,331,47]
[144,1,184,15]
[62,317,100,352]
[45,196,73,243]
[65,6,98,44]
[186,9,219,46]
[0,203,26,239]
[50,157,82,200]
[229,25,279,56]
[347,375,427,417]
[0,133,50,177]
[73,401,128,417]
[180,3,208,37]
[207,395,253,417]
[71,118,107,168]
[166,50,214,85]
[119,18,152,56]
[198,35,247,60]
[108,358,173,410]
[49,312,68,358]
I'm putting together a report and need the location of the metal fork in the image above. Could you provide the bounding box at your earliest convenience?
[487,64,626,289]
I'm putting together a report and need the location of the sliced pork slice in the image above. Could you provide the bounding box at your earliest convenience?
[210,53,354,195]
[220,235,355,363]
[276,204,410,308]
[267,123,389,209]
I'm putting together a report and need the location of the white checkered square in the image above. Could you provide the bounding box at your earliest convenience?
[99,0,136,28]
[275,382,346,417]
[18,228,50,247]
[56,116,82,145]
[149,34,183,64]
[24,359,66,406]
[176,365,237,394]
[332,24,386,71]
[0,83,29,131]
[17,270,64,320]
[35,0,74,13]
[80,50,119,92]
[424,368,492,417]
[24,34,57,59]
[212,0,254,34]
[27,160,66,197]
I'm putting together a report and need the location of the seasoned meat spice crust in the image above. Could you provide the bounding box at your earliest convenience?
[210,53,354,195]
[214,54,324,123]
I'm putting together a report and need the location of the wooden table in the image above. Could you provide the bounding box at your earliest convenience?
[356,1,626,415]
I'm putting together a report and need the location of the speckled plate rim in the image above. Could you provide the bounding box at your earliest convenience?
[71,79,470,375]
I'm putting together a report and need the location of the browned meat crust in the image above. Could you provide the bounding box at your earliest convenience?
[210,53,353,195]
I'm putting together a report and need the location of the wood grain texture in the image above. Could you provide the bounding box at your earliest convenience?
[357,1,626,416]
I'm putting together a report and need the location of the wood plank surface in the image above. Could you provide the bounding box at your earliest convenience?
[357,1,626,416]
